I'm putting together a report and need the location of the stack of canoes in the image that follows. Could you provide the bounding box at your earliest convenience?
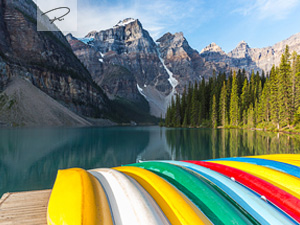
[47,154,300,225]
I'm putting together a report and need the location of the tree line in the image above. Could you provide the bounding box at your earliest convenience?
[163,46,300,130]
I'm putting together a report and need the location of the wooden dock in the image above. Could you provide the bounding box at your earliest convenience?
[0,190,51,225]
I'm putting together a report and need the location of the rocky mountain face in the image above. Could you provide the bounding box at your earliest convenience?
[68,19,229,117]
[201,33,300,73]
[200,42,228,63]
[68,19,175,116]
[0,0,110,120]
[157,32,230,93]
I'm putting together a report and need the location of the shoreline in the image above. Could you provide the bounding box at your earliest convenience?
[163,125,300,135]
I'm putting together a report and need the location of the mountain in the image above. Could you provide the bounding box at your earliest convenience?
[68,19,229,117]
[201,33,300,73]
[0,0,114,125]
[67,18,173,117]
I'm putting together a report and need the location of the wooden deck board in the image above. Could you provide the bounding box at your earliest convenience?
[0,190,51,225]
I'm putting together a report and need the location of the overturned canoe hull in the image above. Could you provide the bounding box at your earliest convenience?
[47,154,300,225]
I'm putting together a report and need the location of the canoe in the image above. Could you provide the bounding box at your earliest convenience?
[249,154,300,167]
[209,160,300,199]
[47,156,300,225]
[185,160,300,223]
[249,154,300,161]
[47,168,113,225]
[129,161,258,225]
[168,161,296,225]
[210,157,300,178]
[114,166,212,225]
[90,169,170,225]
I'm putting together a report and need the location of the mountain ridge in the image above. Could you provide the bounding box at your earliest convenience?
[201,32,300,73]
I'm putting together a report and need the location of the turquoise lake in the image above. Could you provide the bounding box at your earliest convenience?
[1,126,300,197]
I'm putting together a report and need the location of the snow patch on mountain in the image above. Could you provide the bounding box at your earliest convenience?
[99,51,104,57]
[78,37,94,45]
[137,84,148,99]
[114,18,136,27]
[156,49,178,89]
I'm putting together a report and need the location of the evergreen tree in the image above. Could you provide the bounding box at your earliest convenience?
[294,55,300,121]
[278,45,292,127]
[159,114,164,127]
[240,79,249,125]
[253,71,260,107]
[257,80,262,101]
[247,104,255,128]
[170,97,176,127]
[242,109,248,126]
[212,94,218,128]
[256,98,263,125]
[182,110,188,127]
[261,70,266,88]
[219,81,227,127]
[165,107,171,127]
[181,87,187,123]
[295,71,300,113]
[254,98,258,127]
[230,71,239,127]
[226,77,232,124]
[259,79,271,123]
[250,70,255,106]
[199,78,206,122]
[190,85,198,126]
[174,94,181,127]
[185,82,193,125]
[291,51,298,109]
[270,66,280,129]
[237,69,243,96]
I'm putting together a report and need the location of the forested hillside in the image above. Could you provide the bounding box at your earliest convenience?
[164,46,300,132]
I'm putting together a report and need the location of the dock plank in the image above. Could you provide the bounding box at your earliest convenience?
[0,190,51,225]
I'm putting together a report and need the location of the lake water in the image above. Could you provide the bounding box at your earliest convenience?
[1,126,300,197]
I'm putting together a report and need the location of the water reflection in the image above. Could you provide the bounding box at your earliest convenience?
[1,127,300,196]
[165,128,300,160]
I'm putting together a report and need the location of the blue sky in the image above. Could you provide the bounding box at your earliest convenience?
[73,0,300,53]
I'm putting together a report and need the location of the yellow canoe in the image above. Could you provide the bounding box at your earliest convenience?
[249,154,300,167]
[47,168,113,225]
[209,161,300,200]
[114,166,212,225]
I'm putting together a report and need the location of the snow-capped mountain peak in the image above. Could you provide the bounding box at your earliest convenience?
[114,18,136,27]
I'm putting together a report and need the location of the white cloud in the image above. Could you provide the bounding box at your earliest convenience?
[233,0,299,20]
[69,0,211,39]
